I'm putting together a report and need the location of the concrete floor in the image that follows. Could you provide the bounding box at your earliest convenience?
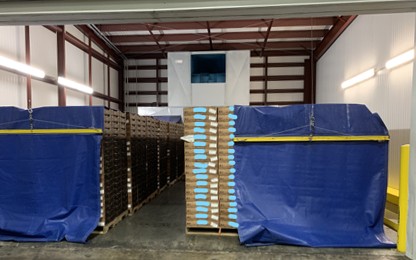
[0,180,409,260]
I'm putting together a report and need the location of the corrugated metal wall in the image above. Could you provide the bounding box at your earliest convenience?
[0,25,120,109]
[316,13,415,189]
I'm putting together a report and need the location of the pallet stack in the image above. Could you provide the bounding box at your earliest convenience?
[168,123,178,184]
[218,107,238,229]
[98,109,129,233]
[126,113,147,213]
[177,124,185,179]
[145,117,160,198]
[96,109,185,233]
[185,107,220,229]
[158,121,169,190]
[185,106,239,234]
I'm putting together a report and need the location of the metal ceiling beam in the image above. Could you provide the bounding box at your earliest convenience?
[44,25,121,70]
[109,30,327,44]
[125,49,310,59]
[206,22,213,50]
[0,1,414,25]
[250,88,304,94]
[313,15,357,60]
[146,24,167,58]
[251,62,304,68]
[98,17,336,32]
[261,19,274,57]
[75,25,123,64]
[118,41,319,53]
[252,50,310,57]
[250,101,301,106]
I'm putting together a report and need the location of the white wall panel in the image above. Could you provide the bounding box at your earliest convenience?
[250,68,264,76]
[250,82,264,90]
[92,96,105,106]
[31,81,58,108]
[127,83,156,92]
[225,50,250,105]
[66,25,87,44]
[30,26,57,77]
[66,42,88,85]
[250,93,263,102]
[66,89,87,106]
[268,81,304,90]
[0,26,24,62]
[250,57,264,63]
[268,56,308,63]
[0,26,27,108]
[110,68,119,99]
[317,13,414,130]
[110,102,119,110]
[268,93,303,102]
[268,67,304,76]
[92,57,106,94]
[92,42,104,55]
[138,70,156,78]
[316,13,415,191]
[0,71,26,108]
[160,69,167,78]
[137,59,156,66]
[0,25,118,109]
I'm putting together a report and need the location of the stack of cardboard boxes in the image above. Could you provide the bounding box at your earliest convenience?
[185,106,238,231]
[218,107,238,229]
[185,107,220,228]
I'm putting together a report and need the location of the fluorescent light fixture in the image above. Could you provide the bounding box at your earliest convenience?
[385,49,415,70]
[0,55,45,78]
[341,69,375,89]
[58,77,94,94]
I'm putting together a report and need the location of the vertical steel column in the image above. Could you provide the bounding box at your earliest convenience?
[57,25,66,106]
[107,53,111,108]
[156,58,160,106]
[118,67,125,112]
[25,26,32,109]
[304,57,317,104]
[88,37,93,106]
[264,56,268,105]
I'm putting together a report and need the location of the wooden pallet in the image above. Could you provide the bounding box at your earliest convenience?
[159,184,168,193]
[93,210,129,235]
[168,174,184,187]
[128,189,159,215]
[186,227,238,237]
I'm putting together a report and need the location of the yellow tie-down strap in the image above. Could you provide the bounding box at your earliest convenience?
[0,129,103,135]
[234,135,390,142]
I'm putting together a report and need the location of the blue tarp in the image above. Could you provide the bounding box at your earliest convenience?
[0,106,103,242]
[234,104,394,247]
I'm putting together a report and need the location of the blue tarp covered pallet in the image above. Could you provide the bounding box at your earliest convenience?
[0,106,103,243]
[234,104,395,247]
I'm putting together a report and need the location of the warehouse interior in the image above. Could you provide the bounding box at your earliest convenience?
[0,0,416,259]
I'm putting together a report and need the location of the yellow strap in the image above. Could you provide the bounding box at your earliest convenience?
[0,129,103,135]
[234,135,389,142]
